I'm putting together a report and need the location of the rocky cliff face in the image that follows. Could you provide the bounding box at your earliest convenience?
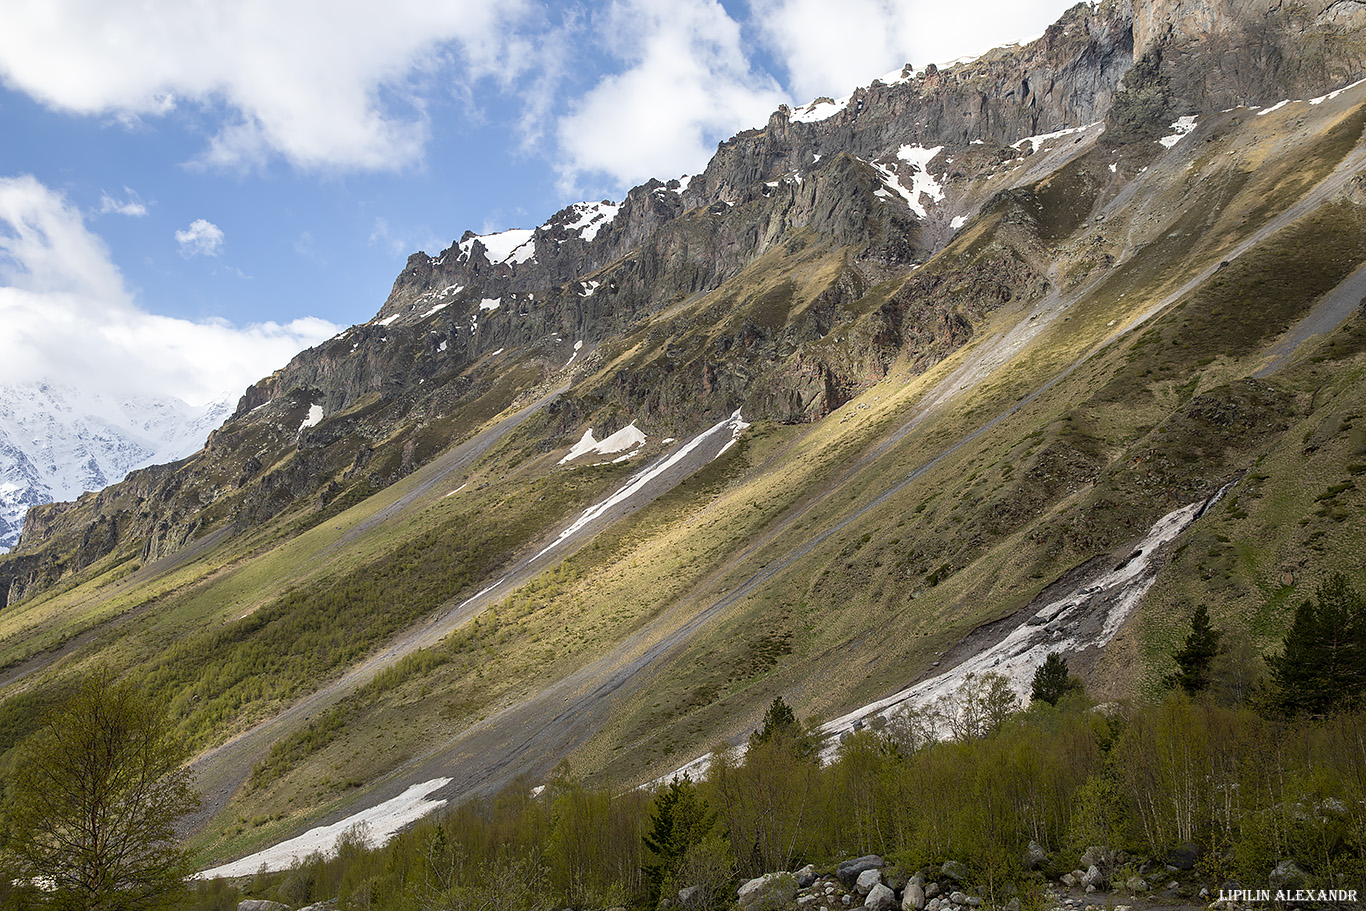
[3,0,1364,608]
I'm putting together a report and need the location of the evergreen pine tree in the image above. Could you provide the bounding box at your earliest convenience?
[1268,573,1366,716]
[642,776,716,906]
[1031,652,1084,705]
[1163,604,1223,694]
[751,696,798,745]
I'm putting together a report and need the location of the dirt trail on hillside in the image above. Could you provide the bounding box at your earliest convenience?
[197,94,1366,869]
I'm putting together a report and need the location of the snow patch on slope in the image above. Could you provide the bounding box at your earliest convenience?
[871,145,944,218]
[535,410,749,563]
[559,423,648,465]
[197,779,451,878]
[662,489,1225,782]
[1158,115,1198,148]
[560,201,621,242]
[460,228,535,265]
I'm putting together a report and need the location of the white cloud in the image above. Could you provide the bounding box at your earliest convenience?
[554,0,785,193]
[0,0,533,172]
[97,187,148,217]
[0,175,339,405]
[751,0,1076,104]
[175,219,225,257]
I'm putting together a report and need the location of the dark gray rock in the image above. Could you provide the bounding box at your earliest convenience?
[1023,841,1048,870]
[796,865,819,888]
[837,856,885,887]
[1164,843,1198,871]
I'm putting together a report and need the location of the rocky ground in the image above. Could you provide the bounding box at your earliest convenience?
[727,850,1318,911]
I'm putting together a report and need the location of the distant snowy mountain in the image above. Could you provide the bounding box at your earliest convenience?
[0,382,231,551]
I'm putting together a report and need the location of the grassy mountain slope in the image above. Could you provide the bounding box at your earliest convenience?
[2,5,1366,873]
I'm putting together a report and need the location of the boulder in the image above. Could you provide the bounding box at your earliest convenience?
[1124,875,1148,893]
[796,865,819,888]
[679,886,702,908]
[855,869,882,896]
[1079,846,1112,872]
[940,861,969,884]
[238,903,290,911]
[1023,841,1048,871]
[1164,844,1198,871]
[865,883,897,911]
[948,891,968,905]
[739,873,799,911]
[901,877,925,911]
[923,882,940,899]
[1081,865,1108,891]
[837,856,885,887]
[1270,859,1306,886]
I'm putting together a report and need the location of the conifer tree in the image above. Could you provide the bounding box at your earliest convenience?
[1031,652,1084,705]
[1268,573,1366,716]
[1163,604,1223,694]
[642,776,716,906]
[751,696,798,745]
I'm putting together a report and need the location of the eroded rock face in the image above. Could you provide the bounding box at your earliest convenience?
[1133,0,1366,109]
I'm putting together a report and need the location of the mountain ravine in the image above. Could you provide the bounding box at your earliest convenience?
[2,0,1365,874]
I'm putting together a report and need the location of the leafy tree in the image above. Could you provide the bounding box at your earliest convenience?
[642,776,716,906]
[1268,573,1366,716]
[1031,653,1084,706]
[1,669,199,911]
[1163,604,1223,694]
[942,672,1021,740]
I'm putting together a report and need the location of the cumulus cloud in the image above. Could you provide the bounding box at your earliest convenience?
[175,219,225,257]
[751,0,1076,103]
[0,175,339,405]
[554,0,785,193]
[0,0,533,172]
[97,187,148,217]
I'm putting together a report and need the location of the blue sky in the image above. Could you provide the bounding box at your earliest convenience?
[0,0,1074,406]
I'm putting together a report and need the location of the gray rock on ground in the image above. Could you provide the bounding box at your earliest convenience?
[901,875,925,911]
[238,902,291,911]
[940,861,969,884]
[837,855,885,886]
[796,864,819,888]
[865,883,896,911]
[855,869,883,896]
[738,872,799,911]
[1270,859,1306,885]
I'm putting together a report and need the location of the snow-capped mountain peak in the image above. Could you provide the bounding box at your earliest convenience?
[0,381,232,551]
